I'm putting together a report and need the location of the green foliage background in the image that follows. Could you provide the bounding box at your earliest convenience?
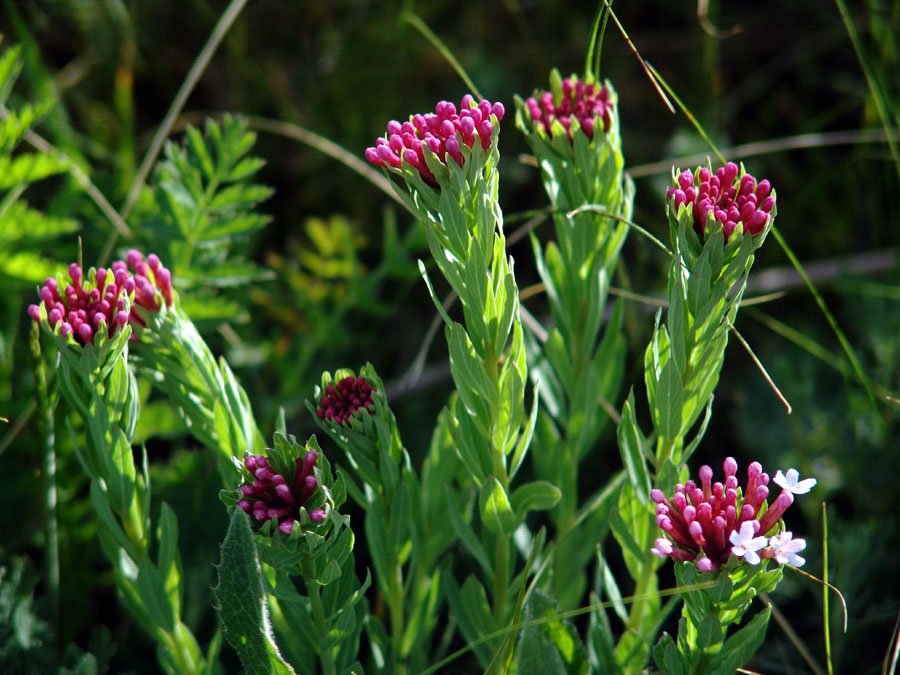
[0,0,897,672]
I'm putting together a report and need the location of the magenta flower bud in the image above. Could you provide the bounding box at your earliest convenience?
[49,308,63,325]
[78,323,93,343]
[696,557,714,573]
[376,145,401,168]
[760,196,776,212]
[387,120,402,135]
[756,179,771,200]
[69,263,82,285]
[650,489,665,504]
[60,323,73,337]
[126,250,143,268]
[479,121,494,149]
[491,102,505,120]
[28,304,41,321]
[238,499,251,511]
[364,148,380,164]
[278,520,294,535]
[679,170,694,191]
[309,509,326,522]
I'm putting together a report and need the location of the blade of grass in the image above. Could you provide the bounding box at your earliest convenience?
[627,128,900,178]
[884,611,900,675]
[749,308,899,404]
[100,0,250,265]
[727,318,792,414]
[642,62,724,162]
[834,0,900,186]
[769,225,878,406]
[567,205,673,257]
[602,1,674,114]
[760,593,825,675]
[823,501,834,675]
[401,12,482,100]
[585,1,608,80]
[244,115,411,214]
[417,578,716,675]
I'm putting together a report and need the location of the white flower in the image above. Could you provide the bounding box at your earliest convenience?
[769,531,807,567]
[773,468,817,495]
[729,520,768,565]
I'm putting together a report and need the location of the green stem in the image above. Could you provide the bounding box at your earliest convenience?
[29,325,60,651]
[304,562,336,675]
[388,554,407,673]
[492,533,510,631]
[159,622,203,675]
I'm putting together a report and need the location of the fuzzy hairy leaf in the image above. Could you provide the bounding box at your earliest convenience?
[214,508,296,675]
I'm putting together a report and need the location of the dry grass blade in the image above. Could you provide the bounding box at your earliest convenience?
[602,0,675,114]
[628,128,900,178]
[245,115,410,214]
[727,318,792,414]
[761,592,825,675]
[401,12,483,100]
[884,611,900,675]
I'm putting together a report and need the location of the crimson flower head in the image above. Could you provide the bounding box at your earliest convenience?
[238,451,326,535]
[315,375,375,426]
[28,250,174,346]
[365,95,505,188]
[667,162,775,242]
[523,74,613,141]
[650,457,812,572]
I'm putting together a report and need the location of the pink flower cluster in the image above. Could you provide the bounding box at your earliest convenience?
[238,452,326,535]
[650,458,811,571]
[667,162,775,242]
[316,376,375,426]
[365,95,505,188]
[524,76,613,141]
[27,250,173,346]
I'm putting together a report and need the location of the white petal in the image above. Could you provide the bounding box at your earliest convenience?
[792,478,817,494]
[787,553,806,567]
[773,470,788,490]
[744,549,761,565]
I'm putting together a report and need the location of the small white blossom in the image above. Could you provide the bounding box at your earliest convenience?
[769,531,807,567]
[729,520,768,565]
[773,468,817,495]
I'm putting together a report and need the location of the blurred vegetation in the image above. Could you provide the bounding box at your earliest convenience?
[0,0,898,672]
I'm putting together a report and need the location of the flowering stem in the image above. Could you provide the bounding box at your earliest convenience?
[493,534,510,633]
[303,559,337,675]
[28,324,60,651]
[388,555,406,672]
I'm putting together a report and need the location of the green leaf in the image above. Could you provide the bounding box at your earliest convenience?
[617,390,651,503]
[445,487,491,575]
[696,614,722,650]
[137,559,175,633]
[479,476,516,536]
[510,481,562,522]
[517,588,589,675]
[214,509,296,675]
[655,357,684,441]
[652,632,684,675]
[709,607,771,675]
[446,322,496,437]
[0,152,69,190]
